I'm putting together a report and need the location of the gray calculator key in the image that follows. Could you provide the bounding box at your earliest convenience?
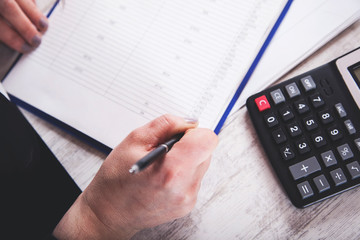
[330,168,347,186]
[335,103,347,118]
[337,143,354,160]
[313,175,330,193]
[300,76,316,92]
[289,156,321,180]
[270,89,285,105]
[297,181,314,199]
[321,150,337,167]
[346,161,360,179]
[354,138,360,152]
[344,120,356,135]
[285,83,300,98]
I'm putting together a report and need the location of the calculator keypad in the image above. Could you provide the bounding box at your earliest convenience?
[247,68,360,208]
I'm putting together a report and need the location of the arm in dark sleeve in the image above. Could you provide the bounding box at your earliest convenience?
[0,94,81,239]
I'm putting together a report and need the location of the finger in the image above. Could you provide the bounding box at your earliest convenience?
[194,156,211,182]
[0,0,42,47]
[16,0,49,32]
[151,128,217,186]
[167,128,218,167]
[0,17,33,53]
[126,114,199,149]
[158,158,211,215]
[185,158,211,199]
[184,156,211,191]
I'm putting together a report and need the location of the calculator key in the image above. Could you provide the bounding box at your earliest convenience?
[327,126,343,141]
[255,95,271,112]
[354,138,360,152]
[334,103,347,118]
[319,109,334,124]
[300,75,316,92]
[287,122,302,137]
[280,145,295,160]
[311,132,327,148]
[346,161,360,179]
[309,93,325,108]
[294,99,310,114]
[313,175,330,193]
[272,128,287,144]
[303,116,318,131]
[279,106,294,122]
[320,150,337,167]
[289,156,321,180]
[270,89,285,105]
[344,120,356,135]
[337,143,354,161]
[295,138,311,154]
[264,112,278,128]
[330,168,347,186]
[285,83,300,98]
[297,181,314,199]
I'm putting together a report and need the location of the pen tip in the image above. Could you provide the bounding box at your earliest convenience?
[129,165,139,174]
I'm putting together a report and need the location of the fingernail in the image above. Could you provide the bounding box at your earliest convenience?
[184,117,198,124]
[31,35,42,47]
[39,17,49,30]
[21,43,33,53]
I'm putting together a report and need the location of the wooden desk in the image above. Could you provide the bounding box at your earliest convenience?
[2,8,360,239]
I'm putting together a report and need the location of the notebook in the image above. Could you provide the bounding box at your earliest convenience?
[3,0,290,150]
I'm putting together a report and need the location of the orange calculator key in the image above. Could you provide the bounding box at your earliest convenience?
[255,95,271,111]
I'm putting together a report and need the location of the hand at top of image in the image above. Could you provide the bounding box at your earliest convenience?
[0,0,49,53]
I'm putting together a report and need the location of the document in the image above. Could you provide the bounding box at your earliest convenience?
[3,0,286,148]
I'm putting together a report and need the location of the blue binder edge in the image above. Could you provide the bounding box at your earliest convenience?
[214,0,293,134]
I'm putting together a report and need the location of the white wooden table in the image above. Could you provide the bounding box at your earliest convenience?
[1,3,360,238]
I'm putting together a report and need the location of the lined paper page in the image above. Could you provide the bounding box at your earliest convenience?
[4,0,284,148]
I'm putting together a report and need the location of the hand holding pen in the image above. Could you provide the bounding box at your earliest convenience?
[54,115,218,239]
[129,133,184,174]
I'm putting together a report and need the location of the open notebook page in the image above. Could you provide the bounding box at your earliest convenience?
[4,0,285,148]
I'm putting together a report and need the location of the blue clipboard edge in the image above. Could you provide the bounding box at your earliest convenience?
[214,0,294,134]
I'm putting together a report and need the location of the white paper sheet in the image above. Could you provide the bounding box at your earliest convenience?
[3,0,285,148]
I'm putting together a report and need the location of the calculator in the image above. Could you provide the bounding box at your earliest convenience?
[246,47,360,208]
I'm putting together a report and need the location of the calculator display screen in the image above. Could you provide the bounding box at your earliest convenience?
[349,62,360,87]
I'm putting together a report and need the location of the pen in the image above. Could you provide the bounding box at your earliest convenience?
[129,133,184,174]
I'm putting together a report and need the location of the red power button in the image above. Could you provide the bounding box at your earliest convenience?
[255,95,271,112]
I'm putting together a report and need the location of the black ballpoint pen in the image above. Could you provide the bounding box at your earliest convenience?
[129,133,184,174]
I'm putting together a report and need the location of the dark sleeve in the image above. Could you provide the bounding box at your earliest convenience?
[0,94,81,239]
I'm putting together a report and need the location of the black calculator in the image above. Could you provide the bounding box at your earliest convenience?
[246,47,360,208]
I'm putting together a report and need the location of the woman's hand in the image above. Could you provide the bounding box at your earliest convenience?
[53,114,218,239]
[0,0,48,53]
